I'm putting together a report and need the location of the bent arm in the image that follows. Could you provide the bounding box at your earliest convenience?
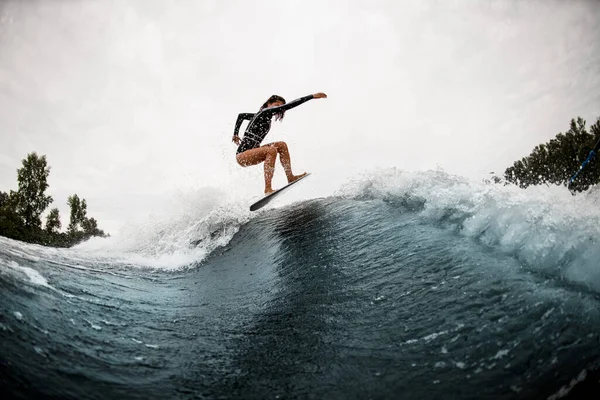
[233,113,254,136]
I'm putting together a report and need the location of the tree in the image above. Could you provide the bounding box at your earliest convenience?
[15,152,53,229]
[45,208,61,234]
[82,217,105,237]
[1,152,108,247]
[0,190,29,241]
[82,217,96,235]
[0,191,8,207]
[66,194,106,240]
[504,117,600,192]
[67,194,87,235]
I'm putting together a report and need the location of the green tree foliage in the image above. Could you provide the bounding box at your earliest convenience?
[504,117,600,192]
[15,152,53,229]
[45,208,62,234]
[67,194,106,241]
[0,191,29,242]
[0,152,108,247]
[67,194,87,235]
[82,217,105,237]
[0,191,8,207]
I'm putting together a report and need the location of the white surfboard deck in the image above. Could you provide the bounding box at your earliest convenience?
[249,173,311,212]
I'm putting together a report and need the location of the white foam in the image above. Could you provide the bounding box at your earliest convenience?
[338,168,600,292]
[548,369,588,400]
[72,187,253,270]
[454,361,466,369]
[423,330,449,341]
[4,261,51,288]
[34,347,46,357]
[492,349,510,360]
[85,319,102,331]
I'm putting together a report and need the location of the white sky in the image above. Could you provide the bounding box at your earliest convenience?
[1,0,599,233]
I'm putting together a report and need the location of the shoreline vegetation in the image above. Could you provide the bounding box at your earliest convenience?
[0,152,107,248]
[1,116,598,248]
[493,116,600,191]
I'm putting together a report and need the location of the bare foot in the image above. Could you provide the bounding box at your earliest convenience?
[287,172,307,184]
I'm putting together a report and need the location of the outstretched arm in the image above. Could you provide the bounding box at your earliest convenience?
[268,92,328,114]
[232,113,254,144]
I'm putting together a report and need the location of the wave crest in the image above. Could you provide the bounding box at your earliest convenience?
[337,168,600,291]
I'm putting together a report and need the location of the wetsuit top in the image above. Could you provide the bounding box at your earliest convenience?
[233,94,315,154]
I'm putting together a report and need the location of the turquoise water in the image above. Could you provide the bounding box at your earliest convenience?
[1,170,600,399]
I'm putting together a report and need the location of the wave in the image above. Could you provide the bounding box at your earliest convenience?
[33,167,600,294]
[2,168,600,399]
[336,168,600,292]
[74,187,253,269]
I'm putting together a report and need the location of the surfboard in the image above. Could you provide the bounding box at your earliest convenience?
[250,173,311,211]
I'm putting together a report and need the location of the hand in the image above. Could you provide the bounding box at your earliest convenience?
[232,136,240,145]
[313,92,327,99]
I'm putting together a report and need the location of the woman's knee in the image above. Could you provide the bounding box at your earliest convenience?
[265,146,278,160]
[272,141,288,152]
[236,153,248,166]
[236,154,244,166]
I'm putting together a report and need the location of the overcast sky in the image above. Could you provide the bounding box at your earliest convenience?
[1,0,599,233]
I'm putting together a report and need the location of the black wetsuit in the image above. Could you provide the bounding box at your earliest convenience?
[233,95,314,154]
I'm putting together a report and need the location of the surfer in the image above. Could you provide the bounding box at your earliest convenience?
[232,92,327,195]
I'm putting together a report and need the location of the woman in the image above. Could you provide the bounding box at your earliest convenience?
[232,92,328,195]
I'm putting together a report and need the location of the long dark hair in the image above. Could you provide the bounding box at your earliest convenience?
[260,95,286,121]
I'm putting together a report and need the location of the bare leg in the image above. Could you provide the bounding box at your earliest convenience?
[236,146,279,195]
[263,147,277,194]
[267,141,306,183]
